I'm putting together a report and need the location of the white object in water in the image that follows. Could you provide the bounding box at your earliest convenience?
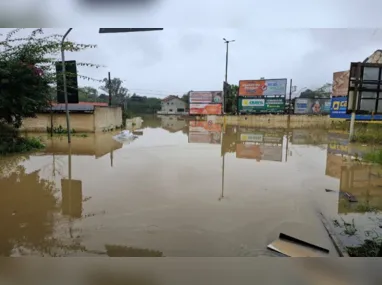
[112,130,138,143]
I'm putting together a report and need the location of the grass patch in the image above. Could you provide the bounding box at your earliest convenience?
[330,121,382,144]
[363,150,382,164]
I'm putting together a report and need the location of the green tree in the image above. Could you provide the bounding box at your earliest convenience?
[0,28,98,154]
[78,86,99,102]
[225,84,238,113]
[299,83,332,99]
[99,77,128,105]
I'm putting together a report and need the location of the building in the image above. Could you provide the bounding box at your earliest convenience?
[21,102,123,133]
[157,95,188,115]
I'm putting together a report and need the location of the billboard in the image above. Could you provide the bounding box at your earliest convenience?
[238,79,287,96]
[188,121,221,144]
[238,97,285,113]
[236,143,282,162]
[189,91,223,104]
[294,98,331,114]
[189,104,222,115]
[330,97,382,120]
[332,71,349,97]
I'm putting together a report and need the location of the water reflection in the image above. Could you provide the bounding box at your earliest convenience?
[291,129,329,145]
[1,119,361,257]
[188,121,222,144]
[220,125,286,163]
[61,148,83,219]
[159,115,188,133]
[339,165,382,214]
[0,160,59,256]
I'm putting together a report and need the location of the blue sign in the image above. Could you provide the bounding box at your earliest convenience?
[330,97,382,120]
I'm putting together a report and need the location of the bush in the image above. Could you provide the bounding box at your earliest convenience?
[0,123,44,155]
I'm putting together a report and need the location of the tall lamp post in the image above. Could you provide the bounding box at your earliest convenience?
[221,38,234,201]
[60,28,163,143]
[223,38,235,82]
[223,38,235,114]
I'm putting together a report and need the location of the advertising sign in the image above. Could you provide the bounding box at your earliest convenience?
[189,91,223,104]
[236,143,282,162]
[238,97,285,113]
[330,97,382,120]
[294,98,331,114]
[238,79,287,96]
[332,71,349,97]
[189,103,222,115]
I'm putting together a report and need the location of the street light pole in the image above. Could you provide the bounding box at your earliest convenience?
[61,28,73,143]
[223,38,235,114]
[223,38,235,82]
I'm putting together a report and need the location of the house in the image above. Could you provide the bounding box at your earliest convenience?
[157,95,188,115]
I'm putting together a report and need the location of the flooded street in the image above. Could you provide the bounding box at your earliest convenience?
[1,116,381,257]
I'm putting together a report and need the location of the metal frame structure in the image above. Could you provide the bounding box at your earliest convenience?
[347,62,382,115]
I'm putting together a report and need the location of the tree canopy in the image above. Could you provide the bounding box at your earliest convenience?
[0,28,98,128]
[299,83,332,99]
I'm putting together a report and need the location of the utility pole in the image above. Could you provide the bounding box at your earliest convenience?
[223,38,235,113]
[288,79,293,115]
[61,28,73,144]
[108,72,112,106]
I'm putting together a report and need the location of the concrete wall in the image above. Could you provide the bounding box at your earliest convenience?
[94,106,123,132]
[21,106,123,133]
[22,113,95,132]
[214,114,330,129]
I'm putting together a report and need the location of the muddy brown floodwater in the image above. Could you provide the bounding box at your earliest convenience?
[1,116,381,257]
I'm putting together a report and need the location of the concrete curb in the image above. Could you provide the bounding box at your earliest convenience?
[318,212,350,257]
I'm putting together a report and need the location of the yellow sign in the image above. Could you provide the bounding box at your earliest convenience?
[332,100,347,110]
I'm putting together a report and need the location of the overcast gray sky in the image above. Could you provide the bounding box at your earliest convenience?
[1,0,382,98]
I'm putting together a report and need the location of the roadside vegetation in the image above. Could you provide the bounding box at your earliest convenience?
[330,121,382,144]
[363,149,382,164]
[0,124,44,155]
[0,28,98,155]
[333,217,382,257]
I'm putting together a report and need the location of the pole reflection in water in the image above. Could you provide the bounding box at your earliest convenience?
[61,145,83,219]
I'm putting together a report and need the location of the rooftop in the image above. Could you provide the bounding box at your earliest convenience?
[162,95,180,102]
